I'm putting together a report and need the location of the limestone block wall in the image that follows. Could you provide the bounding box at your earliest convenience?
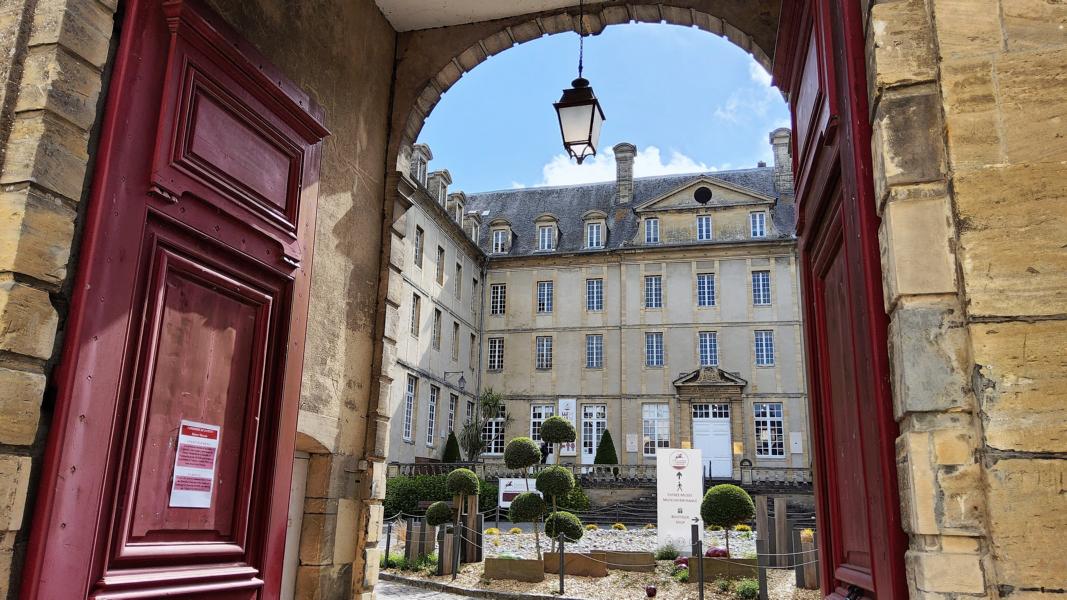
[866,0,1067,596]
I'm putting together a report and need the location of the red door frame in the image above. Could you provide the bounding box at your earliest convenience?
[774,1,908,598]
[20,1,327,597]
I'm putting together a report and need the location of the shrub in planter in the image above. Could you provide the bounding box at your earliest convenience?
[424,501,453,527]
[654,544,679,561]
[701,484,755,557]
[544,511,584,543]
[735,578,759,599]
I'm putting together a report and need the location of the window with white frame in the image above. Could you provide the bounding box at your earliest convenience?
[490,283,506,315]
[645,218,660,244]
[642,403,670,455]
[426,385,439,446]
[446,393,457,438]
[536,336,553,370]
[645,332,664,367]
[755,330,775,366]
[530,404,555,441]
[582,404,607,458]
[754,402,785,457]
[750,211,767,238]
[435,246,445,284]
[487,337,504,371]
[431,308,442,350]
[482,405,506,455]
[492,229,508,254]
[694,403,730,419]
[586,222,603,248]
[644,275,663,309]
[752,270,771,305]
[451,322,460,361]
[413,226,424,268]
[699,331,719,366]
[537,281,554,313]
[403,375,417,441]
[696,215,712,240]
[586,278,603,311]
[455,263,463,299]
[410,294,421,337]
[696,273,716,307]
[538,225,556,251]
[586,334,604,368]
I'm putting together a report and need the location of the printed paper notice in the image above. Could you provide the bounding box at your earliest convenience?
[169,420,220,508]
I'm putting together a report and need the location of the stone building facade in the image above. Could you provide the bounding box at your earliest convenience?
[0,1,1063,599]
[467,134,811,477]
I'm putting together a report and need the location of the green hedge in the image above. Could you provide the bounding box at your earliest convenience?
[384,474,498,517]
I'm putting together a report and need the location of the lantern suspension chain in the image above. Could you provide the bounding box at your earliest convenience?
[577,0,585,79]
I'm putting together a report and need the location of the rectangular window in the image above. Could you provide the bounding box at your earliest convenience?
[644,275,663,309]
[410,294,421,337]
[492,229,508,254]
[455,263,463,299]
[487,337,504,371]
[696,273,716,307]
[645,332,664,367]
[586,222,603,248]
[446,394,457,439]
[696,215,712,240]
[536,336,553,370]
[426,385,439,446]
[403,375,417,441]
[586,278,603,311]
[436,246,445,284]
[472,279,479,314]
[582,404,607,459]
[482,405,506,455]
[451,322,460,361]
[642,403,670,456]
[537,281,554,313]
[432,309,442,350]
[750,211,767,238]
[530,404,556,441]
[699,331,719,366]
[466,399,475,424]
[413,226,424,268]
[586,334,604,368]
[538,225,555,251]
[755,330,775,366]
[752,270,771,305]
[469,333,477,370]
[490,283,506,315]
[754,402,785,457]
[645,218,660,244]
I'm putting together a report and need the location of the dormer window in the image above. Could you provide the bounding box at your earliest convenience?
[750,211,767,238]
[538,225,556,251]
[409,144,432,186]
[586,222,603,248]
[645,218,660,244]
[438,187,447,205]
[492,229,509,254]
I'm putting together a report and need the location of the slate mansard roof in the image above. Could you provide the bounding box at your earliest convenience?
[465,166,796,257]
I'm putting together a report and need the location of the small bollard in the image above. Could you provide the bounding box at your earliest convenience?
[384,520,392,564]
[558,532,565,595]
[451,523,461,581]
[691,523,705,600]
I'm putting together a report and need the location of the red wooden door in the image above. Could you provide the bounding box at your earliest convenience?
[774,2,907,599]
[21,1,328,598]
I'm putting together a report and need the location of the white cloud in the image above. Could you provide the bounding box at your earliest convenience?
[510,181,527,189]
[749,62,773,87]
[537,146,718,187]
[713,60,780,123]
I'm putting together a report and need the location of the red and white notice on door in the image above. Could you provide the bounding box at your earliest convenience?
[169,420,221,508]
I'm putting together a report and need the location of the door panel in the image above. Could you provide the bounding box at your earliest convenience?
[774,1,907,598]
[692,403,732,478]
[22,1,328,598]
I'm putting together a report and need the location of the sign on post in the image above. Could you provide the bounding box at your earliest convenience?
[656,448,704,552]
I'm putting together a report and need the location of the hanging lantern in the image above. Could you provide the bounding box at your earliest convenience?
[553,0,605,164]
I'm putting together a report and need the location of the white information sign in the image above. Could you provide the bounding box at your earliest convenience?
[168,420,221,509]
[625,433,639,453]
[656,448,704,552]
[497,478,540,509]
[558,398,577,457]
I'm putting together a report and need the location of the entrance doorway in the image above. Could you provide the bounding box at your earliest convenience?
[692,403,732,478]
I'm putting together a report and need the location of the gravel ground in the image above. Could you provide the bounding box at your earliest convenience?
[481,528,758,559]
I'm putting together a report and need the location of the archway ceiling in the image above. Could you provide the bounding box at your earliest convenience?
[375,0,596,31]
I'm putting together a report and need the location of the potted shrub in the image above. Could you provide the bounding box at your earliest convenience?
[700,484,755,557]
[535,465,574,553]
[543,511,605,577]
[482,492,547,582]
[504,437,544,558]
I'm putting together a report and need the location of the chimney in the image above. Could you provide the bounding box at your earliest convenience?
[769,128,794,198]
[613,142,636,204]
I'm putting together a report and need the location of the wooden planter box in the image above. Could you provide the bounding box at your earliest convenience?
[483,558,545,582]
[603,550,656,572]
[542,552,608,577]
[697,557,759,580]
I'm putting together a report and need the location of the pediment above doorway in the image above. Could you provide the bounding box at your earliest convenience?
[673,366,747,389]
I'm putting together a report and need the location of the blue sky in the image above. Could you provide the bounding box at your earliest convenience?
[418,22,789,194]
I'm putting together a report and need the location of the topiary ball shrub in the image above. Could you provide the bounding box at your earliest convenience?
[424,501,453,527]
[544,511,584,543]
[508,492,546,523]
[535,465,575,501]
[445,468,480,497]
[701,484,755,530]
[504,437,542,470]
[539,416,576,445]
